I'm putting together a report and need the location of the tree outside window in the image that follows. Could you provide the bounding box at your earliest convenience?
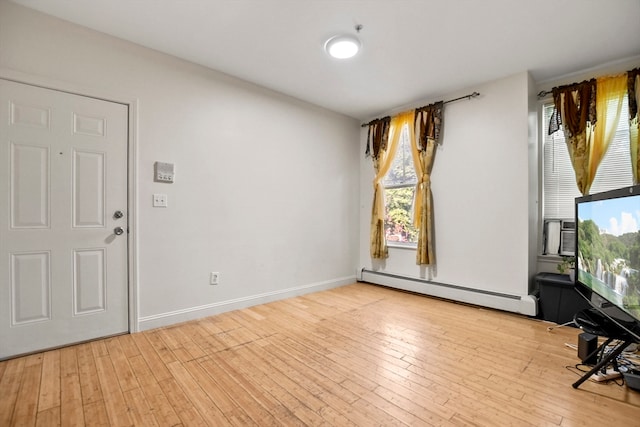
[383,124,418,246]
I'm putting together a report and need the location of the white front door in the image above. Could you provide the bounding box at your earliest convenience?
[0,80,129,359]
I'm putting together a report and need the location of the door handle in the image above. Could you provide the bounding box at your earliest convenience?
[114,226,125,236]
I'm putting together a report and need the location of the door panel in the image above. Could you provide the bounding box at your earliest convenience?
[73,248,106,315]
[73,150,105,227]
[0,80,129,359]
[11,251,51,325]
[10,143,49,228]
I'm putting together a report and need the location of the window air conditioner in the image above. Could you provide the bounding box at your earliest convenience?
[560,220,575,256]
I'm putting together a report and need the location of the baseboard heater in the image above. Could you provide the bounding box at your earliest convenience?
[358,268,537,316]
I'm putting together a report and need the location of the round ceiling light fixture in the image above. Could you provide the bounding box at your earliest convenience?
[324,24,363,59]
[324,35,361,59]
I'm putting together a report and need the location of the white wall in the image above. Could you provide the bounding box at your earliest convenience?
[0,1,360,329]
[359,72,536,311]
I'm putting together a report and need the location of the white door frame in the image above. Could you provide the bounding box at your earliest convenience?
[0,68,140,333]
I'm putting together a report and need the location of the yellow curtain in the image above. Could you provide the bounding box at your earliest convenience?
[585,74,627,194]
[629,69,640,183]
[369,112,415,259]
[367,118,390,258]
[412,102,443,265]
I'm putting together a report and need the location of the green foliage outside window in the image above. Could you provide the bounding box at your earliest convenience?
[385,187,418,243]
[383,125,418,245]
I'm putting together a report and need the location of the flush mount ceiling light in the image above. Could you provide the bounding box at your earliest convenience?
[324,24,363,59]
[325,35,360,59]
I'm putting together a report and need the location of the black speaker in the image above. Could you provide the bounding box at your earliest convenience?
[623,372,640,391]
[578,332,598,365]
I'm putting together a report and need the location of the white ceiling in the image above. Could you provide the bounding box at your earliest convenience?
[10,0,640,120]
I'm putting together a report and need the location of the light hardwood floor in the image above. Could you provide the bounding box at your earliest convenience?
[1,283,639,426]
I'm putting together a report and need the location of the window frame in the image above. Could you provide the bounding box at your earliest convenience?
[383,123,418,249]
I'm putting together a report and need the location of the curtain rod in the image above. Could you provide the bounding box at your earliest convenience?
[538,72,625,99]
[360,91,480,128]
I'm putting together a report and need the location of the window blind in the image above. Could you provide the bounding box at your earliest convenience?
[542,98,632,220]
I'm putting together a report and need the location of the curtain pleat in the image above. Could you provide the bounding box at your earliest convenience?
[629,69,640,183]
[365,117,390,159]
[588,74,627,194]
[413,102,443,265]
[367,117,391,258]
[550,80,597,195]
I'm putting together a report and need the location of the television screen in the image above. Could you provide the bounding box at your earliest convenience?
[575,185,640,341]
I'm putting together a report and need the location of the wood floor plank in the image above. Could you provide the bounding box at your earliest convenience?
[59,346,85,427]
[0,357,25,426]
[165,360,228,422]
[249,340,395,426]
[0,360,7,382]
[317,405,358,427]
[260,339,359,408]
[90,340,109,359]
[226,309,275,340]
[173,323,209,359]
[35,406,60,427]
[228,344,329,425]
[127,355,182,426]
[372,384,457,426]
[115,334,140,359]
[2,283,640,426]
[316,391,386,427]
[38,349,61,412]
[155,326,182,352]
[202,311,242,333]
[158,377,208,426]
[122,387,159,426]
[130,332,172,382]
[93,355,133,426]
[104,338,139,392]
[144,329,178,366]
[23,353,43,367]
[75,343,103,405]
[199,355,292,426]
[11,362,42,426]
[185,356,263,427]
[184,358,242,415]
[82,401,110,427]
[188,321,231,352]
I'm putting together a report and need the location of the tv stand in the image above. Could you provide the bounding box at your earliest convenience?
[572,308,637,389]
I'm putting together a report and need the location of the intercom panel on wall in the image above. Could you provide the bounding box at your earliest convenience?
[154,161,175,183]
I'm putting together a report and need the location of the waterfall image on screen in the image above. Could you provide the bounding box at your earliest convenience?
[577,196,640,321]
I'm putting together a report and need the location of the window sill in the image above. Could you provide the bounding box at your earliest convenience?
[388,243,417,250]
[538,254,564,262]
[538,254,574,262]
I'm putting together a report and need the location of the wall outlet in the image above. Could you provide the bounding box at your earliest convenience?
[210,272,220,285]
[153,193,168,207]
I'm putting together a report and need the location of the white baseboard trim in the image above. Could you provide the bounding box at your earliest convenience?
[358,268,537,316]
[137,275,356,331]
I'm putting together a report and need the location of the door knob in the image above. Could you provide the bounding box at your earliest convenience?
[114,210,124,219]
[114,226,125,236]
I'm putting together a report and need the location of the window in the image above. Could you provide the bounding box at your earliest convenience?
[383,124,418,246]
[542,97,632,254]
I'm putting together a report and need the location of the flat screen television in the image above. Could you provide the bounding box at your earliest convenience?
[575,184,640,341]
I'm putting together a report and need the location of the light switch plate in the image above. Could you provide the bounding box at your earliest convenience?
[153,193,168,207]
